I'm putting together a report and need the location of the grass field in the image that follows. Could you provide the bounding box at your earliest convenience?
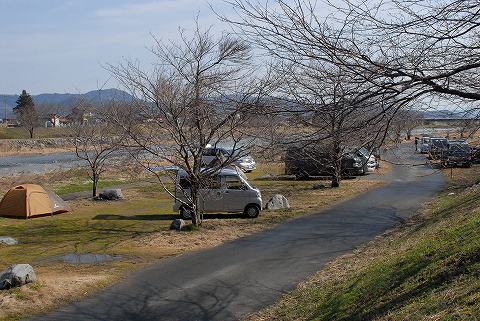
[0,163,383,321]
[247,166,480,321]
[0,127,70,140]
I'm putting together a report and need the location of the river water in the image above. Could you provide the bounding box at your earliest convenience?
[0,152,84,176]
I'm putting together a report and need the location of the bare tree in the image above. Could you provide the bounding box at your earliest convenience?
[223,0,480,110]
[108,25,275,226]
[388,108,424,143]
[71,101,124,198]
[276,62,390,187]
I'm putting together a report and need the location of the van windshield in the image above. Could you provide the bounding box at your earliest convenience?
[225,175,244,190]
[224,174,252,190]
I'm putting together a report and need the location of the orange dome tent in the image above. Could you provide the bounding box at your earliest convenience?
[0,184,70,219]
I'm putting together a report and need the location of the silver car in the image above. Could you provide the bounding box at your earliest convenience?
[173,168,262,219]
[202,147,256,172]
[418,137,431,153]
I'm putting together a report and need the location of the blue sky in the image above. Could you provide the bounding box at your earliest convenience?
[0,0,234,94]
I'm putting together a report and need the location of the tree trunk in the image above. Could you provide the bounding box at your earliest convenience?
[92,175,98,199]
[331,174,340,188]
[29,128,34,139]
[190,184,202,227]
[331,164,341,188]
[331,149,341,188]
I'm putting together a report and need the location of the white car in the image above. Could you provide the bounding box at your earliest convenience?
[202,147,256,172]
[173,168,262,218]
[367,155,379,172]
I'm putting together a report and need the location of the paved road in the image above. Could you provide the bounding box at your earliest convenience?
[30,144,444,321]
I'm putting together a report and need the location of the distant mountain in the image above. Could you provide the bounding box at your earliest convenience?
[423,109,479,120]
[0,89,134,117]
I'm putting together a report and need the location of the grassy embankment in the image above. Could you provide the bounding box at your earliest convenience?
[248,166,480,321]
[0,127,70,140]
[0,168,129,199]
[0,163,383,321]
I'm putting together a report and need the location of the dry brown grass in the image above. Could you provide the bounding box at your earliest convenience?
[0,146,75,157]
[0,266,113,321]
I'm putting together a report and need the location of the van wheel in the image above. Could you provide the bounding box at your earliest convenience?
[180,206,193,220]
[244,205,260,218]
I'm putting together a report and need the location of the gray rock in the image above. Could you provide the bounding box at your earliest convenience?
[265,194,290,210]
[0,236,17,246]
[313,184,326,190]
[256,174,273,180]
[170,219,186,231]
[99,189,124,201]
[0,264,36,290]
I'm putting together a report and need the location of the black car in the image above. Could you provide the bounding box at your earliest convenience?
[442,143,472,168]
[284,147,368,178]
[471,147,480,164]
[428,138,449,160]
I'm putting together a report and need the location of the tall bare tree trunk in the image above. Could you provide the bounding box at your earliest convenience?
[92,173,99,198]
[331,162,341,188]
[190,185,201,226]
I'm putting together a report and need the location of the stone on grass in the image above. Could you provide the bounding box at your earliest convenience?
[265,194,290,210]
[312,184,326,190]
[170,219,186,231]
[0,264,36,290]
[0,236,17,246]
[99,189,124,201]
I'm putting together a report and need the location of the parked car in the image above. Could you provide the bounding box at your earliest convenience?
[428,137,449,160]
[173,168,262,219]
[418,136,431,153]
[366,155,379,172]
[202,147,256,172]
[355,147,379,172]
[442,143,472,168]
[284,146,368,178]
[448,139,468,145]
[343,151,369,175]
[471,147,480,164]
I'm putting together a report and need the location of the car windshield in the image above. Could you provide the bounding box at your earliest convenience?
[358,148,370,158]
[226,149,247,158]
[432,139,448,148]
[449,144,471,153]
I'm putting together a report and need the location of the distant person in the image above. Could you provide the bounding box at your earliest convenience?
[415,137,418,151]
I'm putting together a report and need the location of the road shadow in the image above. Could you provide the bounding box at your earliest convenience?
[93,213,247,221]
[202,213,245,219]
[93,214,178,221]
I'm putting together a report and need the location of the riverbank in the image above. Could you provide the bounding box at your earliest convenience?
[0,138,73,156]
